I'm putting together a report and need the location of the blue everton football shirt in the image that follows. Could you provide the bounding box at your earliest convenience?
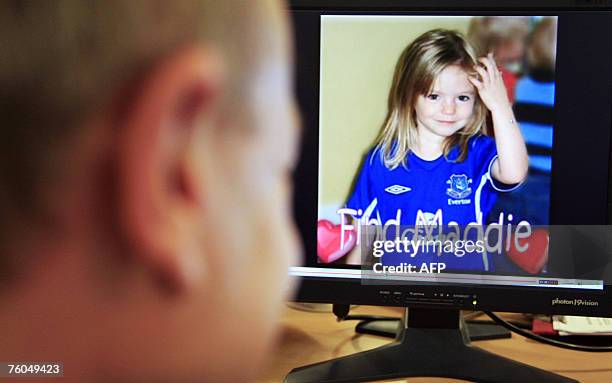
[346,135,516,271]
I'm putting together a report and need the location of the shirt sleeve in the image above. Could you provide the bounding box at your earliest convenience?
[472,135,522,193]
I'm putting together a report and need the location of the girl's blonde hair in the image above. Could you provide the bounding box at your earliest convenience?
[375,29,488,169]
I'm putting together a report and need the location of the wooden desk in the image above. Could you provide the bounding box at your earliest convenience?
[258,305,612,383]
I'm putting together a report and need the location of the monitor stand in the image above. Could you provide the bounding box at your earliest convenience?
[284,307,577,383]
[355,315,512,341]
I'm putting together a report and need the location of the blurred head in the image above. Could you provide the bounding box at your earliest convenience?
[526,17,558,74]
[376,29,487,168]
[0,1,299,382]
[468,16,530,73]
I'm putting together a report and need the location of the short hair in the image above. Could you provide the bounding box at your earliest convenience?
[526,17,558,72]
[467,16,530,56]
[0,1,287,280]
[375,29,487,169]
[0,0,279,229]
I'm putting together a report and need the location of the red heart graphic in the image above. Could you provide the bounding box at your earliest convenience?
[317,219,356,263]
[507,228,549,274]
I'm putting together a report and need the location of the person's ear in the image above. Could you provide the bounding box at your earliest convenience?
[116,46,223,293]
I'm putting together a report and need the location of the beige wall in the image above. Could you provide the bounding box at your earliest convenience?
[318,16,473,221]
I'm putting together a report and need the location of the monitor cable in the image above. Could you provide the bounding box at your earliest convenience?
[333,305,612,352]
[485,311,612,353]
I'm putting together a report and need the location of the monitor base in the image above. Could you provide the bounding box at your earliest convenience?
[355,316,512,341]
[284,308,577,383]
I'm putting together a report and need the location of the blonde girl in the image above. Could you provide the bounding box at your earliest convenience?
[345,29,528,270]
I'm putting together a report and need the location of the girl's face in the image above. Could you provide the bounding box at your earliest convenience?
[414,65,476,140]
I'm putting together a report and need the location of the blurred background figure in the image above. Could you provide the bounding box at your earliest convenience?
[514,17,557,177]
[489,17,558,273]
[490,17,558,225]
[468,16,530,103]
[471,17,557,274]
[0,1,299,382]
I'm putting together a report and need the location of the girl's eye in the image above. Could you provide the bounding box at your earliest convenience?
[427,94,439,100]
[458,95,471,102]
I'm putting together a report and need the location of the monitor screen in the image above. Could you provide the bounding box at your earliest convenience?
[289,2,612,317]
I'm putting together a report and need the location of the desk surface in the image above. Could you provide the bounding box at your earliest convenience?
[258,305,612,383]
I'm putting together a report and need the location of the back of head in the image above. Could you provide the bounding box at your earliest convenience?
[0,1,299,382]
[526,17,558,74]
[0,0,277,234]
[467,16,529,63]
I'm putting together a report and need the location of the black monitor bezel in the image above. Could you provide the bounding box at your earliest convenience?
[289,1,612,317]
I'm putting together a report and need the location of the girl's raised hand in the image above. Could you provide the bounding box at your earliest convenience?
[468,53,512,114]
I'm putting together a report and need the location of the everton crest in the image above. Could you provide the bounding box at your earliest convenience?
[446,174,472,199]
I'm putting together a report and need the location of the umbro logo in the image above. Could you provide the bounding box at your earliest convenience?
[385,184,411,195]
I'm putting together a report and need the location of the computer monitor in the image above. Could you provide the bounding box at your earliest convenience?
[287,1,612,382]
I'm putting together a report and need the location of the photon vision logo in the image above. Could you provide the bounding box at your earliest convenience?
[551,298,599,307]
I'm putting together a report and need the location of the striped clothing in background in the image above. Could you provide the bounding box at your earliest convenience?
[513,72,555,174]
